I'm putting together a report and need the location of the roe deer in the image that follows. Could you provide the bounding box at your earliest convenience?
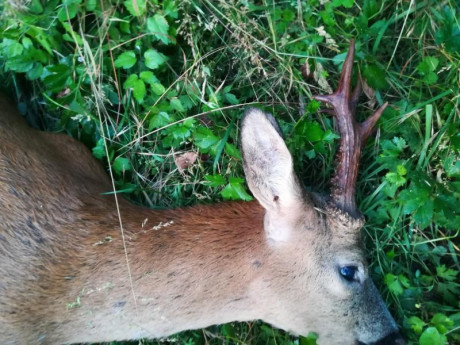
[0,42,405,345]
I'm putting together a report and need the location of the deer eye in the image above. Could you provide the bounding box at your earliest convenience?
[339,265,358,282]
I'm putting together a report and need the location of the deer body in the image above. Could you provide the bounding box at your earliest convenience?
[0,102,268,342]
[0,43,406,345]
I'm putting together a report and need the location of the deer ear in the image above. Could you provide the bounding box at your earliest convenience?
[241,108,306,242]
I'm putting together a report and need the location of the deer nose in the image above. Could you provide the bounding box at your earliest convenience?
[371,331,406,345]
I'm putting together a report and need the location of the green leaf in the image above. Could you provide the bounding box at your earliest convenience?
[300,332,318,345]
[147,14,171,44]
[57,1,80,21]
[204,174,226,187]
[92,138,107,159]
[43,64,71,92]
[413,198,433,228]
[419,327,446,345]
[85,0,96,11]
[225,143,242,159]
[436,265,458,281]
[1,38,24,58]
[123,0,146,16]
[384,273,404,296]
[408,316,426,334]
[417,56,439,73]
[430,313,453,334]
[221,178,252,201]
[123,74,146,102]
[170,97,185,112]
[114,51,137,69]
[332,0,354,8]
[193,127,219,151]
[149,112,171,129]
[363,64,388,89]
[144,49,167,69]
[171,125,190,140]
[434,7,460,53]
[397,165,407,176]
[26,62,43,80]
[140,71,160,84]
[224,93,239,105]
[385,172,406,186]
[113,157,132,174]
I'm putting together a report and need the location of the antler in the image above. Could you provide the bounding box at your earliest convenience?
[313,40,388,217]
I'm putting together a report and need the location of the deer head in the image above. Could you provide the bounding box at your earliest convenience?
[240,41,405,345]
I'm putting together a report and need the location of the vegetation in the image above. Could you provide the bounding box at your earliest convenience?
[0,0,459,344]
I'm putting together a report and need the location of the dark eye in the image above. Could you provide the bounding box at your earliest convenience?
[339,266,358,282]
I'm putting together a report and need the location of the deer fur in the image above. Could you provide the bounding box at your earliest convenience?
[0,94,404,345]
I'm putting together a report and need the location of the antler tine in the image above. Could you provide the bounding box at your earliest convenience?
[312,40,386,217]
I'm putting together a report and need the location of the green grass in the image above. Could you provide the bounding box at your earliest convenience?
[1,0,459,344]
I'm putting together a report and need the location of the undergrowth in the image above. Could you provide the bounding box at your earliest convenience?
[0,0,459,344]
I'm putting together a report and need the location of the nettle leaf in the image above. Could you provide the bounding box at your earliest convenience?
[407,316,426,334]
[417,57,439,84]
[123,0,146,17]
[85,0,96,11]
[385,172,406,186]
[421,71,437,85]
[224,92,239,105]
[363,64,388,89]
[413,198,433,228]
[1,38,24,58]
[26,62,44,80]
[144,49,167,69]
[113,157,132,174]
[296,120,324,142]
[436,265,458,281]
[170,97,185,112]
[92,138,107,159]
[140,71,165,95]
[384,273,404,296]
[163,0,179,18]
[204,174,226,187]
[225,143,242,159]
[149,112,171,130]
[430,313,454,334]
[435,6,460,53]
[332,0,354,8]
[171,125,190,140]
[140,71,160,84]
[43,64,71,92]
[417,56,439,73]
[419,327,446,345]
[221,177,253,201]
[193,127,219,151]
[147,14,171,44]
[57,0,81,21]
[123,74,146,102]
[151,83,166,95]
[443,155,460,177]
[114,51,137,69]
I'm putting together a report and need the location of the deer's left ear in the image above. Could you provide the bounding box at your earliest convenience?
[241,108,310,242]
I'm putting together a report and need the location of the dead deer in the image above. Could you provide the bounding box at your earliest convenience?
[0,42,405,345]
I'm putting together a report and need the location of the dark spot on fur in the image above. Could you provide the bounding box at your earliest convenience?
[173,295,183,300]
[9,185,19,196]
[27,217,45,243]
[273,195,279,202]
[113,301,126,308]
[252,260,263,268]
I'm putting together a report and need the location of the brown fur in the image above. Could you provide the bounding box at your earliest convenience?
[0,97,403,345]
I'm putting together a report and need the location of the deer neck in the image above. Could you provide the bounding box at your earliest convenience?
[52,199,269,344]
